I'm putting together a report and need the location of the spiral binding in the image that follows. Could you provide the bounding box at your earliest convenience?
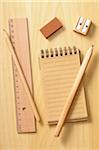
[41,46,79,58]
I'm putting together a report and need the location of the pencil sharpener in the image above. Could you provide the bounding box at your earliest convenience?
[73,16,92,35]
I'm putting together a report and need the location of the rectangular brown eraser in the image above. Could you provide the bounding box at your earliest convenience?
[40,17,63,39]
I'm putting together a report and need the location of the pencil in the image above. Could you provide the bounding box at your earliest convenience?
[3,29,40,122]
[54,45,93,137]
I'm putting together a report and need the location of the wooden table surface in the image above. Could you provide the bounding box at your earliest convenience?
[0,1,99,150]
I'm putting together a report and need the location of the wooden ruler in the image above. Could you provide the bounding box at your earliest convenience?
[9,18,36,133]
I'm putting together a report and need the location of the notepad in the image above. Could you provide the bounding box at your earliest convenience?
[40,46,88,125]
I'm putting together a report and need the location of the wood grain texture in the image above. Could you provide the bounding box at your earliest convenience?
[0,1,99,150]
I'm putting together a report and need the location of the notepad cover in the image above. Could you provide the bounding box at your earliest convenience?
[40,47,88,124]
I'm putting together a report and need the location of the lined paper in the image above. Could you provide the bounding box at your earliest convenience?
[40,49,88,124]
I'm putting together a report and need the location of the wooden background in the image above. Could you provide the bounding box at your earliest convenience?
[0,1,99,150]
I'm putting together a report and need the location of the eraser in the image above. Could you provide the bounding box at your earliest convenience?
[40,17,63,39]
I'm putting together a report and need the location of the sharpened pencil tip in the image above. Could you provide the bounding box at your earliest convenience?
[3,29,10,39]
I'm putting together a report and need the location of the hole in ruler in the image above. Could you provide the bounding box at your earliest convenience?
[22,107,26,111]
[15,74,17,77]
[10,19,13,22]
